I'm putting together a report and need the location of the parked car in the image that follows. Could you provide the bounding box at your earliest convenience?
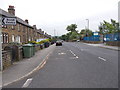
[56,40,62,46]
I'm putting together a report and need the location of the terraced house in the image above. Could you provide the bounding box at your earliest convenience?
[1,6,51,49]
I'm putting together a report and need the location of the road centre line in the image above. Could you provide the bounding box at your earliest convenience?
[69,50,79,59]
[69,50,76,56]
[22,78,33,88]
[98,57,106,61]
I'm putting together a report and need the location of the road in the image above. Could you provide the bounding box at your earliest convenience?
[3,42,118,88]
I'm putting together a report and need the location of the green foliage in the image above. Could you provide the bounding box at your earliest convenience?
[69,32,79,40]
[66,24,78,32]
[9,42,21,45]
[37,39,50,44]
[60,24,94,41]
[98,19,119,34]
[79,29,93,39]
[28,41,37,44]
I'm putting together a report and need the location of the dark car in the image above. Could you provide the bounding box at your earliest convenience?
[56,40,62,46]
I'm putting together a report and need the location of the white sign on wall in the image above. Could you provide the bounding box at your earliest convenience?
[2,17,16,25]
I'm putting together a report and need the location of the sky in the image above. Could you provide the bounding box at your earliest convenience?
[0,0,119,36]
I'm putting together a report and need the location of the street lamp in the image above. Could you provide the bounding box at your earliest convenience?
[86,19,89,30]
[0,12,2,71]
[85,19,89,37]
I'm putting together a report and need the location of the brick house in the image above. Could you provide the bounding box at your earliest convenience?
[1,6,51,49]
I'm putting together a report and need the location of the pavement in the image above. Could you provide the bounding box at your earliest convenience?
[83,43,120,51]
[0,42,119,88]
[0,44,55,88]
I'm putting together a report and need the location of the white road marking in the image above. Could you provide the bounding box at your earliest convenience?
[40,61,46,68]
[69,50,79,59]
[76,56,79,58]
[98,57,106,61]
[22,78,33,88]
[58,52,66,55]
[69,50,76,56]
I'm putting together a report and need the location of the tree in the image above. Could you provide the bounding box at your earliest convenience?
[66,24,78,32]
[69,32,79,40]
[98,19,119,34]
[79,29,93,39]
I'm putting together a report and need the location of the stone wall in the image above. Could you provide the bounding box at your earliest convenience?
[106,41,120,47]
[17,46,23,61]
[83,41,101,44]
[2,50,12,70]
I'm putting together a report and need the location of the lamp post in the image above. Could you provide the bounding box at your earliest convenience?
[86,19,89,30]
[0,12,2,71]
[85,19,89,37]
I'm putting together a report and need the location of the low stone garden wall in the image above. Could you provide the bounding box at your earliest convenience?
[2,50,12,70]
[83,41,101,44]
[2,43,50,70]
[106,41,120,47]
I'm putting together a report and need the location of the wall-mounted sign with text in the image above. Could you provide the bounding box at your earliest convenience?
[2,17,16,25]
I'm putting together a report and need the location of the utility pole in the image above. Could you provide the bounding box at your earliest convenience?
[86,19,89,30]
[85,19,89,37]
[0,10,2,71]
[0,9,3,89]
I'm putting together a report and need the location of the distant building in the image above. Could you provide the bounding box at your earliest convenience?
[1,6,51,49]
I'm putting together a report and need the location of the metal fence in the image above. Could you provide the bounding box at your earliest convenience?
[104,33,120,41]
[83,35,100,41]
[83,33,120,42]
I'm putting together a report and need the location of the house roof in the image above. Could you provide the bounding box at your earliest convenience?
[0,8,33,28]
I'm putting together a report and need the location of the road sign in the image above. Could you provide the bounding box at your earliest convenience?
[2,17,16,25]
[93,32,98,36]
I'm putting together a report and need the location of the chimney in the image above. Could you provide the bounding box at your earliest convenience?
[8,5,15,15]
[39,29,42,32]
[33,25,36,29]
[42,31,44,34]
[25,19,29,24]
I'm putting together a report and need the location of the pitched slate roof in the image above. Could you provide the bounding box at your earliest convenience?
[0,8,33,28]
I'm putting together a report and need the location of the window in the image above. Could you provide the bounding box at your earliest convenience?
[29,36,31,41]
[1,34,3,43]
[23,35,26,43]
[23,25,25,32]
[6,34,8,43]
[11,25,15,30]
[2,25,7,28]
[2,33,9,43]
[12,35,15,42]
[16,35,21,43]
[18,24,20,32]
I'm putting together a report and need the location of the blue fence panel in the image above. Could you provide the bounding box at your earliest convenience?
[105,33,120,41]
[83,33,120,41]
[83,35,100,41]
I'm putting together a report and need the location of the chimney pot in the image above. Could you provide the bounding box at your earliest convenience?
[25,19,29,24]
[8,5,15,15]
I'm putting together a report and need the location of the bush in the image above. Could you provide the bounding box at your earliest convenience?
[28,41,37,44]
[9,42,21,45]
[37,39,50,44]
